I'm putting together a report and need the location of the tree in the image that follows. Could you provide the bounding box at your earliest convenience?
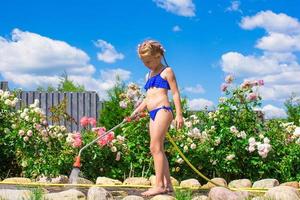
[36,71,85,92]
[284,92,300,126]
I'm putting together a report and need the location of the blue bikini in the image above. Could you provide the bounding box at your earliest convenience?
[144,67,174,121]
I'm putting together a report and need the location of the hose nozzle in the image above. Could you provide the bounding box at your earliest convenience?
[73,156,81,168]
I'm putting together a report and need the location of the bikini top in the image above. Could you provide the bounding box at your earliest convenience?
[144,67,171,91]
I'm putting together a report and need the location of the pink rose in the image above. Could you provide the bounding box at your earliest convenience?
[88,117,97,127]
[258,80,264,86]
[98,132,114,147]
[241,80,251,89]
[35,124,42,130]
[225,75,234,84]
[115,151,121,161]
[19,130,25,136]
[96,127,107,136]
[72,132,82,148]
[80,116,89,127]
[42,120,48,126]
[247,92,257,101]
[221,83,228,92]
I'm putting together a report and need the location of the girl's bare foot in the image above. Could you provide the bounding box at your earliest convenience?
[165,185,174,193]
[141,186,167,197]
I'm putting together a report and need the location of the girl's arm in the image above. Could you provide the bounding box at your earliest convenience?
[165,68,184,129]
[130,99,147,117]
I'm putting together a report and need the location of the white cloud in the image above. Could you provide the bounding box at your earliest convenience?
[188,98,214,111]
[153,0,196,17]
[0,28,95,75]
[256,32,300,52]
[226,1,242,13]
[220,11,300,102]
[184,84,205,94]
[240,10,300,34]
[221,52,283,76]
[95,39,124,63]
[262,104,287,119]
[172,25,182,32]
[68,68,131,100]
[0,29,131,100]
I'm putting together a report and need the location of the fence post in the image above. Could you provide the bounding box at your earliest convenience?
[0,81,9,91]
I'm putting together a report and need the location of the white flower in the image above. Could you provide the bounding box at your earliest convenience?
[192,127,200,134]
[25,116,30,122]
[248,137,256,144]
[208,112,214,119]
[296,138,300,144]
[27,130,33,137]
[190,143,196,149]
[111,146,117,152]
[34,99,39,106]
[4,99,11,106]
[119,100,127,108]
[3,91,10,99]
[23,136,29,142]
[183,145,188,152]
[263,137,270,144]
[293,127,300,137]
[185,121,192,128]
[187,138,193,143]
[238,131,247,139]
[19,130,25,136]
[20,113,26,119]
[230,126,238,134]
[117,135,125,143]
[248,146,256,153]
[219,97,227,103]
[176,158,184,164]
[214,137,221,146]
[226,154,235,161]
[190,115,198,120]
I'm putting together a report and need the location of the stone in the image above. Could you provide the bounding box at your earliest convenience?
[180,178,201,188]
[36,175,69,184]
[150,194,175,200]
[208,186,249,200]
[280,181,299,188]
[149,175,179,186]
[252,179,279,189]
[76,177,94,184]
[87,186,113,200]
[265,186,300,200]
[43,189,86,200]
[96,177,122,185]
[228,179,252,188]
[123,177,151,186]
[2,177,32,183]
[122,195,144,200]
[192,195,209,200]
[201,178,227,189]
[0,189,32,200]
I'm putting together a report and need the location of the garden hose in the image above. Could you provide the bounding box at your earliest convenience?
[166,132,228,189]
[73,112,147,168]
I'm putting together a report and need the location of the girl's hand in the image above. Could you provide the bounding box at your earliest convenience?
[174,114,184,130]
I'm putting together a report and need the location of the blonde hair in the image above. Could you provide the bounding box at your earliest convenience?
[137,39,169,66]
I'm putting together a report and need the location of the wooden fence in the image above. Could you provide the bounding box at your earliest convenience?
[0,81,104,132]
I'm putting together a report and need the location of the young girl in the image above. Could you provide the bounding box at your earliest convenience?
[130,39,184,196]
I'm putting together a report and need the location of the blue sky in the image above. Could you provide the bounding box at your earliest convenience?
[1,0,300,118]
